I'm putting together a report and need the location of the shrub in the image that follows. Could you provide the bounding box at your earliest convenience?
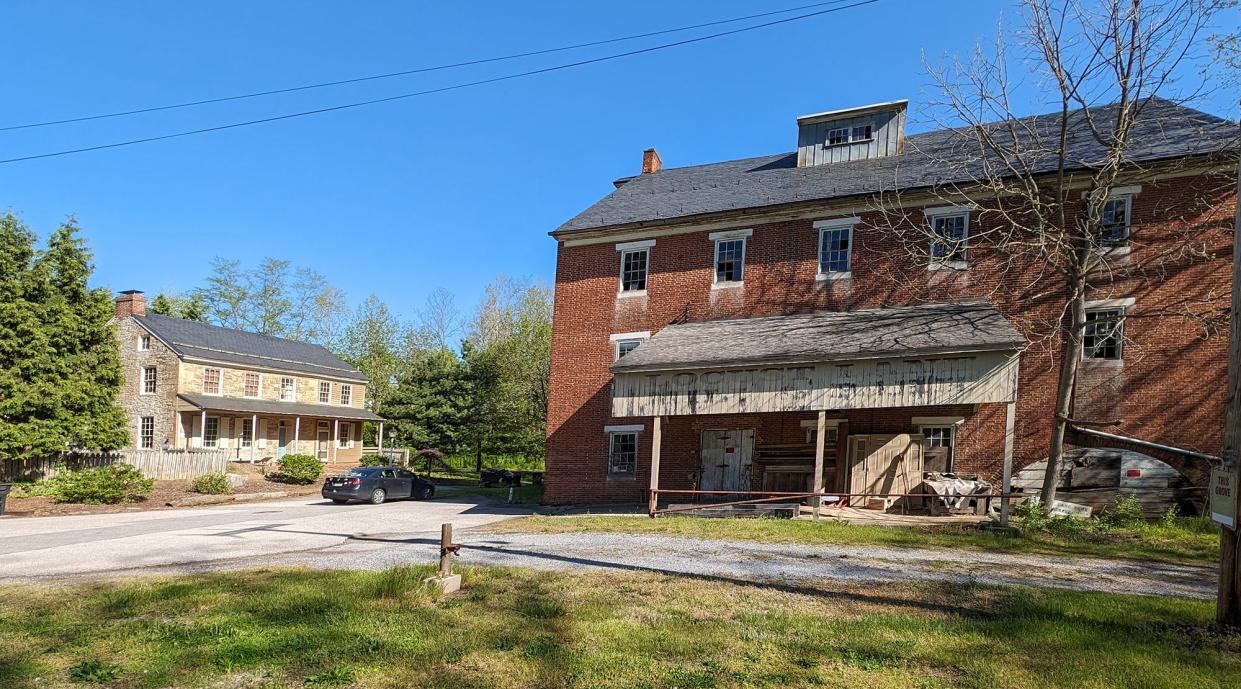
[276,453,323,484]
[48,464,153,504]
[190,473,231,495]
[1100,493,1146,528]
[359,454,386,467]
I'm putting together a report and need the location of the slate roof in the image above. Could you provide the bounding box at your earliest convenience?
[134,313,366,382]
[555,98,1237,235]
[610,302,1025,373]
[178,393,383,421]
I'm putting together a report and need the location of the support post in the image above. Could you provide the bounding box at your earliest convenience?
[250,413,258,463]
[1001,400,1016,528]
[378,421,385,453]
[648,416,663,517]
[294,416,301,457]
[812,410,827,521]
[440,523,454,576]
[199,409,207,449]
[1218,156,1241,627]
[333,418,340,462]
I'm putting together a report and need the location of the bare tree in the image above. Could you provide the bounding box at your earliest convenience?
[867,0,1234,504]
[196,257,347,344]
[414,287,462,352]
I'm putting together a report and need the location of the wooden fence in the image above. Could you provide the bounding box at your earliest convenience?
[1,449,233,482]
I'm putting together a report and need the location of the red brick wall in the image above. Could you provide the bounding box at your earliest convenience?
[546,171,1234,504]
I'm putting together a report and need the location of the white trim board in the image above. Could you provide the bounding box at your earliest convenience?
[912,416,966,426]
[708,228,753,241]
[610,331,651,342]
[1085,297,1136,309]
[604,424,644,433]
[615,239,655,251]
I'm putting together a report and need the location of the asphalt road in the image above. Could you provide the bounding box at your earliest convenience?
[0,495,530,581]
[1,500,1216,599]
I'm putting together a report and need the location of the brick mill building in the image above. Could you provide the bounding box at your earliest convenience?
[544,98,1236,506]
[112,291,383,469]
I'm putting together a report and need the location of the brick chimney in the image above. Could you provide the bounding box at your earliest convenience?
[641,147,662,174]
[115,290,146,318]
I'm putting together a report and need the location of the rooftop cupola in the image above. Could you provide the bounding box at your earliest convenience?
[795,100,907,167]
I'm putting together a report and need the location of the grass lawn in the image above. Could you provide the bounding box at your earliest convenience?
[1,567,1238,689]
[491,514,1221,565]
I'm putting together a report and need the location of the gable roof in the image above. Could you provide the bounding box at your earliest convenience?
[611,301,1025,374]
[133,313,366,382]
[555,98,1237,236]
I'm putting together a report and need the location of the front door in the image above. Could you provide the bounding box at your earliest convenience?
[317,430,330,460]
[277,425,288,459]
[847,434,924,508]
[698,429,755,492]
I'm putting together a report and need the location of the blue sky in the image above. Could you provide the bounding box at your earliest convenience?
[1,1,1234,320]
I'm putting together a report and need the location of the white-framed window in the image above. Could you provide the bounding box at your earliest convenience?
[620,249,649,292]
[815,217,858,278]
[710,229,751,285]
[280,376,296,401]
[340,384,352,406]
[241,418,254,448]
[319,381,332,404]
[607,430,639,475]
[140,416,155,449]
[202,367,222,395]
[338,422,354,449]
[610,331,650,361]
[925,207,971,267]
[243,371,261,398]
[826,123,873,146]
[1083,307,1125,360]
[203,417,219,448]
[138,335,151,351]
[921,426,955,471]
[1096,195,1132,246]
[141,366,157,395]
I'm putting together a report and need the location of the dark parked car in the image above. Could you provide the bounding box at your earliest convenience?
[322,466,435,505]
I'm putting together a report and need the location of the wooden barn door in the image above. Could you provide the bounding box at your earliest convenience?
[699,429,755,493]
[848,434,924,508]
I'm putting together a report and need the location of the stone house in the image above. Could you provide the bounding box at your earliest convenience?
[112,290,382,469]
[545,98,1236,506]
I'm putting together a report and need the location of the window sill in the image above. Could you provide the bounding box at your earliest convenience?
[1081,357,1124,368]
[1094,244,1131,257]
[617,289,647,299]
[928,261,967,272]
[816,271,852,282]
[606,473,637,482]
[711,280,744,290]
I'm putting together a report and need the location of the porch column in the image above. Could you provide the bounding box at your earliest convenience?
[250,414,258,462]
[647,416,662,517]
[378,422,385,452]
[294,416,301,456]
[1001,400,1017,528]
[812,410,827,520]
[200,409,207,449]
[333,418,340,462]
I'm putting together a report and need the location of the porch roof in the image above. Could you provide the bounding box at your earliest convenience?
[611,301,1024,374]
[177,393,384,421]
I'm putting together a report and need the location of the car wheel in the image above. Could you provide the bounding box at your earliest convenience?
[416,485,434,500]
[369,488,386,505]
[331,498,349,505]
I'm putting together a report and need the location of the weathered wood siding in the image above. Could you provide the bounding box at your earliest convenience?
[611,352,1019,417]
[796,107,905,167]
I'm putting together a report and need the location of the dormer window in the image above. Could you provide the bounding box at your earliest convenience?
[826,123,873,147]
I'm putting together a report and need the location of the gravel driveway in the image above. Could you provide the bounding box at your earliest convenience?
[2,504,1215,599]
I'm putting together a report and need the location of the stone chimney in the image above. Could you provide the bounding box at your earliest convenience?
[641,147,662,174]
[115,290,146,318]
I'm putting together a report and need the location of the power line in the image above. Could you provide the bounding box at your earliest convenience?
[0,1,854,132]
[0,0,880,165]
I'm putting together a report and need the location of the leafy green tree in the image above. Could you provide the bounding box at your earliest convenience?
[336,295,407,441]
[195,257,346,343]
[0,215,127,459]
[150,292,208,321]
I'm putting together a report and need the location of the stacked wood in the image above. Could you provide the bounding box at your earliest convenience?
[753,443,834,495]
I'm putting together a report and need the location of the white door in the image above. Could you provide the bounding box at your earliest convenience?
[848,434,924,508]
[698,429,755,492]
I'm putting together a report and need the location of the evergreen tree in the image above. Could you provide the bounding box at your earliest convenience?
[383,348,469,452]
[0,216,127,458]
[150,292,208,321]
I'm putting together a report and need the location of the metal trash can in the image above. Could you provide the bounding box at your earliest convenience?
[0,483,11,516]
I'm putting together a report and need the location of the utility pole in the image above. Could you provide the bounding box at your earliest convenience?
[1218,156,1241,627]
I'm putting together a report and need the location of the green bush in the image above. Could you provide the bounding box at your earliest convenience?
[190,473,231,495]
[1099,493,1146,528]
[358,454,386,467]
[48,464,153,504]
[276,454,323,484]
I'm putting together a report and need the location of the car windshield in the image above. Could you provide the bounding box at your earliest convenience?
[347,468,377,477]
